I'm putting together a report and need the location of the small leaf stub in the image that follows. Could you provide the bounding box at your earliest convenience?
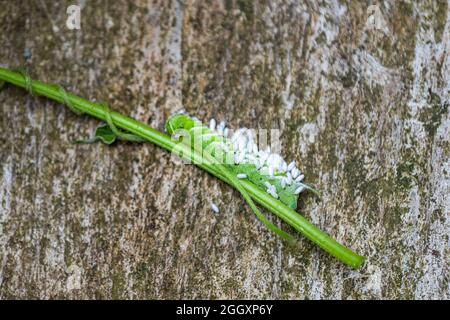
[75,124,117,145]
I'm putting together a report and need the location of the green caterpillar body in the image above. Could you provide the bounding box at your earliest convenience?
[166,113,297,243]
[166,113,309,209]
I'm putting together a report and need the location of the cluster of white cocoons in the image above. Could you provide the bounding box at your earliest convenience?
[208,118,305,199]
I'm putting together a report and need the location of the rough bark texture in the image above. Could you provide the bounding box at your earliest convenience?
[0,0,449,299]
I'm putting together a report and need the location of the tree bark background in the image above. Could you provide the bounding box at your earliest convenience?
[0,0,448,299]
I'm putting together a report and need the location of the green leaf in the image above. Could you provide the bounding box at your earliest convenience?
[75,124,117,145]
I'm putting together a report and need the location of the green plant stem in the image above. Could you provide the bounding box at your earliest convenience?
[0,67,365,268]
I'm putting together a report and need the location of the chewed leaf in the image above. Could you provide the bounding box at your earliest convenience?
[75,124,117,145]
[298,182,321,197]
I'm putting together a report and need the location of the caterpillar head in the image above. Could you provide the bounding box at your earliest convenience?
[165,113,200,135]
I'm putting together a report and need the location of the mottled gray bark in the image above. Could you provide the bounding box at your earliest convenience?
[0,0,448,299]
